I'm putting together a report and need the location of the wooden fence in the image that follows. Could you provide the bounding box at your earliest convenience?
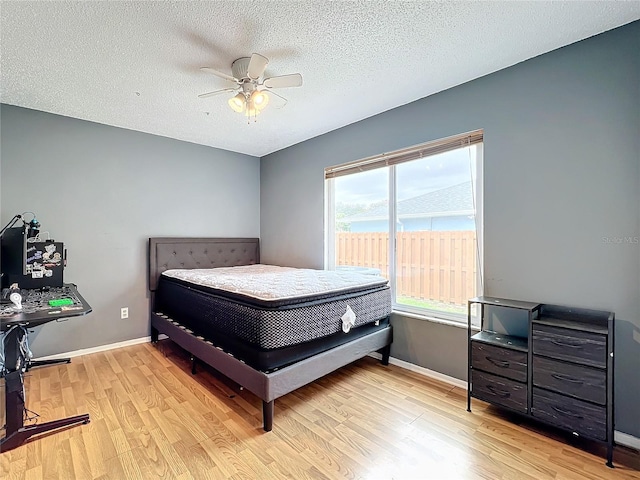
[336,231,477,306]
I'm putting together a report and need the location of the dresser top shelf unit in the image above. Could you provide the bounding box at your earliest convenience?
[534,304,612,334]
[469,296,540,311]
[467,296,615,468]
[471,331,528,352]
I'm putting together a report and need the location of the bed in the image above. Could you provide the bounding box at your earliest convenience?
[148,237,393,431]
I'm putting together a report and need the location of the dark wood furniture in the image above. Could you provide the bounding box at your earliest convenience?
[467,296,614,467]
[148,237,392,432]
[1,284,92,452]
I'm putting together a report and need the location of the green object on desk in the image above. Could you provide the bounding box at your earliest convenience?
[49,298,74,307]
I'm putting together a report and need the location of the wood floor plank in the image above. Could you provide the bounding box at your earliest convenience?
[146,426,191,478]
[297,432,365,480]
[148,406,191,446]
[199,412,244,454]
[79,423,109,478]
[22,433,41,471]
[172,440,226,480]
[22,465,42,480]
[41,437,73,480]
[2,341,638,480]
[69,433,92,479]
[103,446,142,480]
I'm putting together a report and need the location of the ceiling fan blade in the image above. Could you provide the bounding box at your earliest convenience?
[200,67,238,83]
[198,88,236,98]
[247,53,269,80]
[263,73,303,89]
[267,89,288,109]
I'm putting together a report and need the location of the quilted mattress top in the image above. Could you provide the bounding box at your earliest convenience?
[161,264,388,303]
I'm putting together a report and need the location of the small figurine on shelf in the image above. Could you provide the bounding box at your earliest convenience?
[9,283,22,310]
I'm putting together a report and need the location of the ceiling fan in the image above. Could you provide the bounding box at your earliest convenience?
[199,53,303,119]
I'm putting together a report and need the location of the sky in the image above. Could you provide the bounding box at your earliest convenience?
[334,146,478,205]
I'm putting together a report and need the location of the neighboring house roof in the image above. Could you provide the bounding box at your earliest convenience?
[343,181,474,222]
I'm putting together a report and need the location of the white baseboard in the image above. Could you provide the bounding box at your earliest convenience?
[369,353,639,451]
[368,352,467,389]
[33,335,162,361]
[615,431,640,450]
[34,340,639,451]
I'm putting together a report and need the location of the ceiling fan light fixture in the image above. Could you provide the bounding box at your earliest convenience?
[201,53,302,120]
[250,90,270,111]
[228,93,246,113]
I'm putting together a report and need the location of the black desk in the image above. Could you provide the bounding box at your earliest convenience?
[1,284,92,452]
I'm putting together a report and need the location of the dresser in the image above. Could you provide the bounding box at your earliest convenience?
[467,297,614,467]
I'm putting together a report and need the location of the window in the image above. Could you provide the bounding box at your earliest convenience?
[325,131,483,323]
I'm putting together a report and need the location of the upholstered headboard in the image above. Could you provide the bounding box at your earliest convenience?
[148,237,260,291]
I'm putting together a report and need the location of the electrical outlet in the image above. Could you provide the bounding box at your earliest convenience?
[121,307,129,319]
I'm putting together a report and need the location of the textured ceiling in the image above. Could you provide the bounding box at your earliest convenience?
[1,2,639,157]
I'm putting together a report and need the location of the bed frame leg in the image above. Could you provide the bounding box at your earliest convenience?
[380,344,391,366]
[151,326,159,343]
[262,400,274,432]
[191,356,197,375]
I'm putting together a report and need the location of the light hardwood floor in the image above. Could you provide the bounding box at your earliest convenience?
[1,340,638,479]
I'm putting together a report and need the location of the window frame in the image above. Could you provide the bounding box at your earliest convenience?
[325,132,484,325]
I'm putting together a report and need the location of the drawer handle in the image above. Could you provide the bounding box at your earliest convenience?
[550,339,583,349]
[486,385,510,398]
[486,356,510,368]
[551,373,584,385]
[551,405,583,419]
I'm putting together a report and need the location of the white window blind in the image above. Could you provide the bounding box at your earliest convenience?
[325,130,483,179]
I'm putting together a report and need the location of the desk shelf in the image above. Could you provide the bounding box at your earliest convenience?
[1,284,92,453]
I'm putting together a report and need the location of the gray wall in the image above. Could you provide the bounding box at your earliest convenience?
[0,113,2,275]
[1,105,260,356]
[260,22,640,437]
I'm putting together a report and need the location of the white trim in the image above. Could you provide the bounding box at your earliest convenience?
[389,166,397,306]
[472,142,484,298]
[324,177,335,270]
[393,308,466,328]
[614,431,640,450]
[392,309,481,331]
[368,352,467,389]
[33,335,167,361]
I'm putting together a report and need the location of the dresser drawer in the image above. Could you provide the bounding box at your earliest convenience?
[533,324,606,368]
[533,356,606,405]
[472,342,527,382]
[532,387,606,441]
[471,370,527,413]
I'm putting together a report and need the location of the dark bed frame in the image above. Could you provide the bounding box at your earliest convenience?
[148,237,393,431]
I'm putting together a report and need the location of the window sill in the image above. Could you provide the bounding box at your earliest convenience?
[391,309,481,331]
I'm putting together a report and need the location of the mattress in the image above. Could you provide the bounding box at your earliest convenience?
[153,265,392,368]
[161,264,389,307]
